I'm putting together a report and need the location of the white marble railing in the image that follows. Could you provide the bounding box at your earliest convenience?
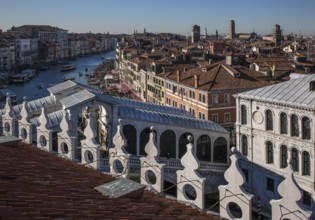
[159,158,183,169]
[99,156,229,174]
[199,161,229,172]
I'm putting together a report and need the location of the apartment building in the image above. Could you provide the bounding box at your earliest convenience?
[165,62,270,132]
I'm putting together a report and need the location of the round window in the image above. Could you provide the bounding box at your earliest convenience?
[39,135,47,147]
[183,184,197,200]
[227,202,243,219]
[85,150,94,163]
[61,142,69,154]
[21,128,27,139]
[145,170,157,185]
[113,159,124,173]
[4,122,10,133]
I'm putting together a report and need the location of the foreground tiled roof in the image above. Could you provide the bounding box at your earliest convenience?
[0,143,217,219]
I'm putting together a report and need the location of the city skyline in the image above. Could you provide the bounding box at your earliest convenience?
[1,0,315,36]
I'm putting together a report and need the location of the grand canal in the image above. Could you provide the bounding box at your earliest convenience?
[9,50,115,103]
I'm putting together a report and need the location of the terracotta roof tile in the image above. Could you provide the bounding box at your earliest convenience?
[0,143,218,219]
[167,63,270,92]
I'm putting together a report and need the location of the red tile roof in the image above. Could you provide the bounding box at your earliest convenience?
[167,63,270,92]
[0,143,217,219]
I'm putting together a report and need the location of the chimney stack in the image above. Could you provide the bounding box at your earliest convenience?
[183,67,187,72]
[194,75,199,88]
[177,70,181,82]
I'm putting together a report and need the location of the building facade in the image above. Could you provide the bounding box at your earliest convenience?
[165,62,270,134]
[235,74,315,216]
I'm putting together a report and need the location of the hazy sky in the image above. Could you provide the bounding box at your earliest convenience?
[1,0,315,36]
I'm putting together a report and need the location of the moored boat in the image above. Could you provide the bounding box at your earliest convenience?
[64,76,76,81]
[60,64,76,71]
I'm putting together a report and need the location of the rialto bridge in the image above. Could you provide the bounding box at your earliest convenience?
[0,80,230,198]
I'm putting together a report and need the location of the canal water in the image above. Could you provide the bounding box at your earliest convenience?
[9,50,115,103]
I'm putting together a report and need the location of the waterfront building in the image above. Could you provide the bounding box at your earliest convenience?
[0,33,15,71]
[9,25,69,59]
[235,74,315,216]
[15,35,38,66]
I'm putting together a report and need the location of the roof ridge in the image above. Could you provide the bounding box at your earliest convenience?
[207,64,221,90]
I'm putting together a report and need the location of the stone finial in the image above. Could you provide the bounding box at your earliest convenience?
[4,93,14,117]
[109,119,130,177]
[176,135,205,210]
[270,159,312,219]
[224,146,245,187]
[84,114,97,140]
[140,126,165,192]
[39,106,49,129]
[60,109,71,136]
[112,119,128,155]
[20,96,30,123]
[180,135,199,171]
[144,126,159,159]
[278,159,302,201]
[218,147,253,220]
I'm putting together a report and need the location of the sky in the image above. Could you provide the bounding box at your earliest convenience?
[1,0,315,36]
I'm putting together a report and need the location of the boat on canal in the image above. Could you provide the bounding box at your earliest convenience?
[11,69,36,83]
[60,64,76,72]
[37,83,44,89]
[64,76,76,81]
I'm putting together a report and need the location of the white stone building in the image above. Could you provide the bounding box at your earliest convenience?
[235,74,315,217]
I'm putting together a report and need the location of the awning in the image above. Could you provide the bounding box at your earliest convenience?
[121,84,130,94]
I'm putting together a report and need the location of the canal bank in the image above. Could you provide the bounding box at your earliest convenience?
[8,50,115,103]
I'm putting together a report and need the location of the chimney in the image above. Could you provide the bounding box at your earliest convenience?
[194,75,199,88]
[177,70,181,82]
[183,67,187,72]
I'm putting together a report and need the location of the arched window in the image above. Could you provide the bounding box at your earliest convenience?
[196,135,211,162]
[291,114,299,137]
[266,110,273,131]
[160,130,176,159]
[241,105,247,125]
[302,117,311,140]
[123,124,137,155]
[291,148,299,172]
[280,112,288,134]
[242,135,248,156]
[213,137,228,163]
[280,145,288,168]
[266,141,273,164]
[302,151,310,176]
[179,133,193,159]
